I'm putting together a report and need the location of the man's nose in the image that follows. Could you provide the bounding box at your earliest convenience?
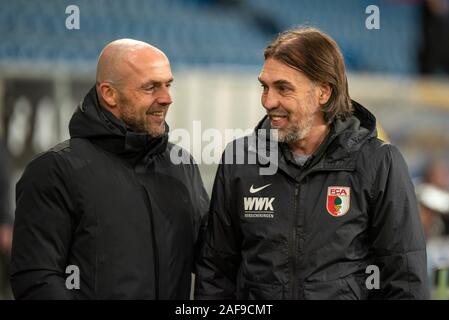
[262,90,279,110]
[157,87,172,106]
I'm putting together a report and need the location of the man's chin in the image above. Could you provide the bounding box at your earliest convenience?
[270,128,288,142]
[147,126,166,138]
[277,130,303,144]
[149,132,164,138]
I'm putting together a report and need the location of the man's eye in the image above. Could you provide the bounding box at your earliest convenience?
[278,86,291,93]
[260,84,268,91]
[144,86,155,91]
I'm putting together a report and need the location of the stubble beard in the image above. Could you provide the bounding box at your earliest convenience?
[118,96,166,138]
[273,90,317,144]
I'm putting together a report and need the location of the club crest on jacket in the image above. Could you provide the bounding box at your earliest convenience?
[326,186,350,217]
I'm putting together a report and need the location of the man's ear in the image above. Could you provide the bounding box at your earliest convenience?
[97,82,118,107]
[318,83,332,105]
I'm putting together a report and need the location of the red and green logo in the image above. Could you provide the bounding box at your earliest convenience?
[326,186,350,217]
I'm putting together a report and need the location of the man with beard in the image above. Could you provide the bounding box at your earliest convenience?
[11,39,209,299]
[195,28,429,299]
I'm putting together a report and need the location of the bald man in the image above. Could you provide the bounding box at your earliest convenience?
[10,40,209,299]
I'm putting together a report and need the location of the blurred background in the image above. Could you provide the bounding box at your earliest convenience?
[1,0,449,299]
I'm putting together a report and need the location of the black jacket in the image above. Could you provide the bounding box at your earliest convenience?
[11,87,209,299]
[195,101,428,300]
[0,142,13,226]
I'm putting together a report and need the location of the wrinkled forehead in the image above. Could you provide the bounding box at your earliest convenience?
[259,58,311,86]
[259,58,298,81]
[121,50,173,85]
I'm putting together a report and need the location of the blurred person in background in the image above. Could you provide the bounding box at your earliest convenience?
[0,141,13,299]
[10,39,208,299]
[415,182,449,298]
[422,160,449,234]
[419,0,449,74]
[416,183,449,238]
[422,159,449,191]
[195,27,429,300]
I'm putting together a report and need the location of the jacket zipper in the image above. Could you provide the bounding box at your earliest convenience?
[141,186,160,299]
[290,183,300,299]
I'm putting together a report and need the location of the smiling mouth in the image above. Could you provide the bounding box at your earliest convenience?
[268,112,289,121]
[147,111,165,117]
[268,113,288,129]
[269,115,287,121]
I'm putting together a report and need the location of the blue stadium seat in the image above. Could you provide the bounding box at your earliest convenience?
[0,0,421,73]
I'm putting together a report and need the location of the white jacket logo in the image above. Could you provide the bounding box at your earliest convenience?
[243,185,275,218]
[244,197,274,211]
[249,183,271,193]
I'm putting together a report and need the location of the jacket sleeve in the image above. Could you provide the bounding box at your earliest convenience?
[188,159,210,268]
[368,144,429,299]
[194,160,242,300]
[0,144,13,226]
[11,152,76,300]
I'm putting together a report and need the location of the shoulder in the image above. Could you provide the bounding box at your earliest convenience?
[220,134,255,163]
[164,142,203,178]
[166,142,198,165]
[163,142,206,189]
[356,137,410,187]
[28,144,68,170]
[357,137,392,166]
[19,140,74,187]
[225,135,252,150]
[50,140,71,154]
[359,138,404,166]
